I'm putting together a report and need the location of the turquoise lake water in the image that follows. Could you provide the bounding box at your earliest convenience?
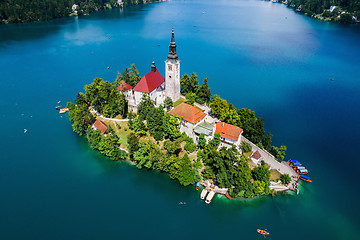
[1,0,360,239]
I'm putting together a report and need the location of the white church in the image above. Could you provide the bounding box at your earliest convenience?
[117,29,181,111]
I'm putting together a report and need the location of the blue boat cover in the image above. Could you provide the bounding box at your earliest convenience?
[196,182,200,187]
[293,162,301,166]
[300,175,310,180]
[290,159,298,163]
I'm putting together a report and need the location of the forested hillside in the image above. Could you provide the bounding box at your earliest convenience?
[0,0,157,24]
[285,0,360,23]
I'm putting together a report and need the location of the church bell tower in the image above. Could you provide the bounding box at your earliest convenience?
[165,28,181,102]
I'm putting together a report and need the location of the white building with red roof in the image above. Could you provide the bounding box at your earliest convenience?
[116,80,133,100]
[119,29,181,111]
[215,121,243,147]
[132,60,165,107]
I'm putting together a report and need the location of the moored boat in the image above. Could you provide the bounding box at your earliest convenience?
[196,182,200,190]
[200,189,208,199]
[299,175,312,182]
[257,229,269,236]
[292,162,301,167]
[298,169,309,174]
[59,107,69,113]
[205,191,215,204]
[225,193,232,200]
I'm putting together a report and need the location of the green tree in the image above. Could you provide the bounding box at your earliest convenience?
[86,128,103,151]
[178,154,195,186]
[210,94,229,120]
[198,133,206,149]
[197,77,212,103]
[189,72,199,93]
[164,140,181,156]
[210,132,221,148]
[202,165,215,179]
[241,141,252,153]
[180,73,191,95]
[146,106,164,141]
[280,174,291,185]
[137,94,154,121]
[67,102,95,136]
[271,145,287,162]
[252,162,270,183]
[340,13,353,23]
[127,132,140,157]
[75,92,87,105]
[164,96,173,110]
[185,92,196,105]
[163,114,181,140]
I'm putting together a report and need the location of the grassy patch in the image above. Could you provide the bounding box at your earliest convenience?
[195,105,203,111]
[243,151,253,158]
[270,169,281,181]
[101,119,131,148]
[173,97,186,107]
[247,157,257,169]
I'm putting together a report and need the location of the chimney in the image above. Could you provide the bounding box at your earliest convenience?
[222,122,224,127]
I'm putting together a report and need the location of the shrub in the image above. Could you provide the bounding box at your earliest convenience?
[241,141,252,153]
[280,174,291,185]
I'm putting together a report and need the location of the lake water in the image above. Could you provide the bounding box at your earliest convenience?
[1,0,360,239]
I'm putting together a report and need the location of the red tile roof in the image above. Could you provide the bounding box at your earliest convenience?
[116,80,133,91]
[168,102,207,124]
[133,69,165,93]
[215,122,243,142]
[251,150,261,160]
[93,119,108,134]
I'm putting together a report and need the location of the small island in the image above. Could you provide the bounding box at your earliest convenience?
[67,29,301,203]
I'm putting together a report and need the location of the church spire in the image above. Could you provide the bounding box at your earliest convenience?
[167,28,178,60]
[151,59,156,72]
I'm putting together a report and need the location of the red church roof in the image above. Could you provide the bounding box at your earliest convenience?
[215,122,243,142]
[116,80,133,91]
[133,69,165,93]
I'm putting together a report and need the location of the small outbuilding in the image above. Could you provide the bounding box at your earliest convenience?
[251,150,262,165]
[117,80,133,99]
[93,119,108,134]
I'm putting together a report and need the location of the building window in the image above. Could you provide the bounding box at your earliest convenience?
[168,64,172,71]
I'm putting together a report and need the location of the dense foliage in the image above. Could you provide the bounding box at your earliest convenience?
[180,73,212,104]
[87,128,127,160]
[115,64,142,88]
[67,101,95,135]
[0,0,156,24]
[284,0,360,23]
[84,77,128,118]
[129,136,196,186]
[198,142,272,198]
[67,75,128,136]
